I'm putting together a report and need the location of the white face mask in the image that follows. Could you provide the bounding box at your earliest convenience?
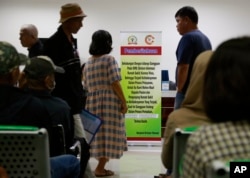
[48,81,56,91]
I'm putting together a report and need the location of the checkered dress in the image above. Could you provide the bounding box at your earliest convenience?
[82,54,127,159]
[182,120,250,178]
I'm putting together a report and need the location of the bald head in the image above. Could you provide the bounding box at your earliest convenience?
[19,24,39,48]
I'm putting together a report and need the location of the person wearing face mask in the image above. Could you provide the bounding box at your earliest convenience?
[19,55,74,157]
[0,42,80,178]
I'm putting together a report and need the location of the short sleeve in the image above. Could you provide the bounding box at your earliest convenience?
[107,56,121,84]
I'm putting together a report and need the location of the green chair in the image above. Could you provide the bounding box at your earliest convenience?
[0,125,51,178]
[172,126,199,178]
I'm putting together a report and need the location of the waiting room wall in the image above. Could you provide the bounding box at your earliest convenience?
[1,0,250,81]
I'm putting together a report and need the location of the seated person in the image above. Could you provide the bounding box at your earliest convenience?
[19,55,74,156]
[161,51,212,177]
[0,41,80,178]
[20,55,92,177]
[182,37,250,177]
[50,154,80,178]
[0,41,50,132]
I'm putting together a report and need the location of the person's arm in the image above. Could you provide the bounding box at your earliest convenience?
[161,116,176,170]
[111,80,128,114]
[176,63,189,92]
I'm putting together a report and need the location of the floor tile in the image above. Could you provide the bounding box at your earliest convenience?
[89,144,166,178]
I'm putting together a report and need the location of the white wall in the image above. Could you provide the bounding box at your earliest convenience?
[1,0,250,81]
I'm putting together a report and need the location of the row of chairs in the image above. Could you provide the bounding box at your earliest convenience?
[0,125,90,178]
[0,125,51,178]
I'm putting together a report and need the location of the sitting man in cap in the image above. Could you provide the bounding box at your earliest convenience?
[19,55,74,157]
[0,41,80,178]
[0,41,50,131]
[19,55,91,178]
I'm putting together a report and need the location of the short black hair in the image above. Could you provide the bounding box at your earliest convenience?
[175,6,198,24]
[89,30,113,55]
[203,36,250,122]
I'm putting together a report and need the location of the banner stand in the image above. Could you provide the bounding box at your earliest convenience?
[120,31,162,143]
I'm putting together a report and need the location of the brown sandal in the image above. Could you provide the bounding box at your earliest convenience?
[95,169,114,177]
[154,173,171,178]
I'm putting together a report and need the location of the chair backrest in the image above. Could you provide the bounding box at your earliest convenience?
[0,125,51,178]
[172,126,198,178]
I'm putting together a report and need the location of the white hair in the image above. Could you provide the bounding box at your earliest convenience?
[21,24,38,39]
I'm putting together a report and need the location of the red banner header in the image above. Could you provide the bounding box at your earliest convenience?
[121,46,162,55]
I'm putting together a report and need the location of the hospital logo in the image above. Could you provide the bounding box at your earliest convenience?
[145,35,155,45]
[128,35,137,45]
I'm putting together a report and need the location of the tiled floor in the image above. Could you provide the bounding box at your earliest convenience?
[89,142,166,178]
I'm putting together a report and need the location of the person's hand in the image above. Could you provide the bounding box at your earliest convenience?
[0,166,9,178]
[121,102,128,114]
[18,71,27,89]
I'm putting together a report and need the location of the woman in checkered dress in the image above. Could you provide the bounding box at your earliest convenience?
[82,30,128,177]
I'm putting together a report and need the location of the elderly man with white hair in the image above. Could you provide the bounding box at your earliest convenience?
[19,24,43,57]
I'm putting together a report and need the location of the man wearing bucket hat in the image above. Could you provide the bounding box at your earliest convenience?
[43,3,95,178]
[59,3,87,23]
[43,3,87,138]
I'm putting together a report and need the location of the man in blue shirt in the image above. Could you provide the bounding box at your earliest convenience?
[174,6,212,110]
